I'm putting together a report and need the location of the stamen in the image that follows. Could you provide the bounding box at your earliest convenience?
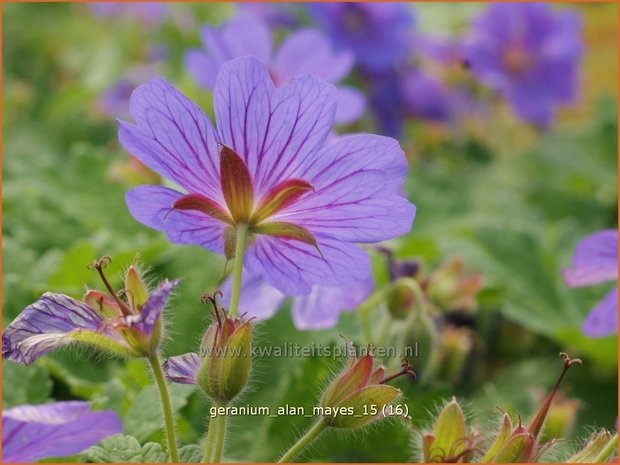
[380,358,417,384]
[201,290,226,327]
[88,256,133,316]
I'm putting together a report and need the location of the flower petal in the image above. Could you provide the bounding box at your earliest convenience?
[125,185,227,253]
[563,229,618,287]
[582,288,618,338]
[2,401,122,463]
[221,273,286,320]
[163,352,201,384]
[2,293,112,365]
[118,77,222,199]
[292,276,374,330]
[271,28,354,84]
[184,49,220,90]
[244,234,371,295]
[214,56,336,197]
[334,86,366,124]
[275,134,415,242]
[127,279,180,335]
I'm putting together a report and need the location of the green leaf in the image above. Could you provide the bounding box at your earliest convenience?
[2,363,52,408]
[179,445,203,463]
[123,384,194,441]
[81,434,166,463]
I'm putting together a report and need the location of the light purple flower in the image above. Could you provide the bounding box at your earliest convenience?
[122,57,415,295]
[465,3,582,127]
[2,401,122,463]
[89,2,167,25]
[563,229,618,337]
[368,67,452,138]
[221,274,374,330]
[237,3,300,29]
[184,12,364,124]
[309,3,415,72]
[3,262,179,364]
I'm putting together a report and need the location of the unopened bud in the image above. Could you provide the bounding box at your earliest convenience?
[423,398,477,462]
[320,351,412,429]
[196,292,252,404]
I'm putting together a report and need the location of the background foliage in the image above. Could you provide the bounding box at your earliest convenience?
[3,3,618,462]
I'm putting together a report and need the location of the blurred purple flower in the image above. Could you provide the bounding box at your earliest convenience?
[89,2,167,25]
[563,229,618,337]
[2,401,122,463]
[237,3,300,29]
[98,48,168,120]
[309,3,415,72]
[221,274,374,330]
[122,57,415,295]
[465,3,582,127]
[368,67,452,137]
[2,261,179,364]
[185,12,364,124]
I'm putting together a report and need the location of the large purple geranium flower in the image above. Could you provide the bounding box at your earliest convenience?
[308,3,415,73]
[2,401,122,463]
[3,261,179,364]
[221,274,374,330]
[464,3,582,127]
[563,229,618,338]
[122,57,415,295]
[185,12,364,124]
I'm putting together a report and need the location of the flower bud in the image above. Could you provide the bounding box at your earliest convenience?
[567,430,617,463]
[427,257,483,312]
[82,258,178,358]
[435,326,474,384]
[422,398,477,462]
[480,353,583,463]
[196,292,252,404]
[319,351,412,429]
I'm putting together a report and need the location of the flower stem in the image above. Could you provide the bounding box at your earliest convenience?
[278,418,327,463]
[148,354,179,463]
[211,409,228,463]
[202,415,218,462]
[358,277,425,345]
[594,432,618,463]
[229,223,249,317]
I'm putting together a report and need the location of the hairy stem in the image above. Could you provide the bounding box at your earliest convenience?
[202,414,218,462]
[358,277,425,345]
[228,223,249,318]
[148,354,179,463]
[278,418,327,463]
[212,408,228,463]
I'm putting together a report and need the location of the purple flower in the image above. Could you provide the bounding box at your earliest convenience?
[3,260,179,364]
[309,3,415,72]
[465,3,582,127]
[2,401,122,463]
[122,57,415,295]
[184,12,364,124]
[221,274,374,330]
[368,67,452,137]
[237,3,300,29]
[563,229,618,337]
[88,2,167,25]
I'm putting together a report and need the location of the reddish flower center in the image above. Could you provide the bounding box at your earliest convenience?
[172,145,318,257]
[503,42,533,75]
